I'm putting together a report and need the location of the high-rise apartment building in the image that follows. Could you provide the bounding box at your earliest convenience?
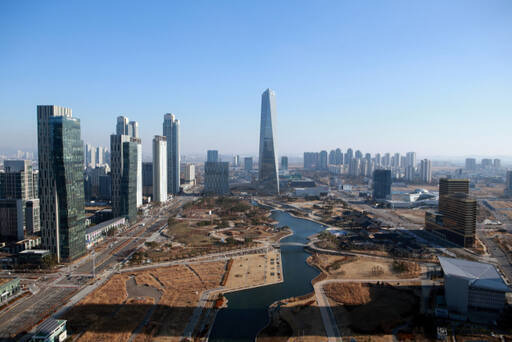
[505,171,512,197]
[207,150,219,163]
[481,159,493,169]
[304,152,319,170]
[142,162,153,197]
[0,160,40,241]
[152,136,167,203]
[85,144,96,168]
[405,152,416,168]
[328,150,336,165]
[281,156,288,171]
[335,148,343,165]
[37,106,86,261]
[419,159,432,184]
[319,150,328,170]
[185,164,195,184]
[204,161,229,195]
[465,158,477,171]
[163,114,180,195]
[426,178,476,247]
[345,148,353,166]
[244,157,253,171]
[258,89,279,194]
[96,146,104,165]
[493,159,501,169]
[373,169,392,201]
[349,158,361,177]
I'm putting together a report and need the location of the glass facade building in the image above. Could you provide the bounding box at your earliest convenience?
[37,105,86,262]
[204,161,229,195]
[258,89,279,194]
[163,114,180,195]
[49,116,86,261]
[121,141,138,222]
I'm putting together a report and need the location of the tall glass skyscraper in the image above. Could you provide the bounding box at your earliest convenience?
[163,113,180,195]
[258,89,279,194]
[37,105,86,262]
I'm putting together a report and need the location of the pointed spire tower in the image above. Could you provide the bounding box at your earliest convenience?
[258,89,279,194]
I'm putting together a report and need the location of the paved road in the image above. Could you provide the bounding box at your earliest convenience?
[478,232,512,283]
[3,197,191,340]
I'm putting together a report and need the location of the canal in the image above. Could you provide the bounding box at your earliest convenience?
[209,210,327,341]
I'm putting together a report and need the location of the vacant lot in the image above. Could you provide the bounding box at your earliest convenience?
[393,209,427,225]
[225,250,282,289]
[64,261,226,342]
[309,254,422,279]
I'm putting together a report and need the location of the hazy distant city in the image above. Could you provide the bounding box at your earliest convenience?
[1,1,512,342]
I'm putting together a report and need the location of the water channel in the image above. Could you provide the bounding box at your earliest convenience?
[209,210,328,341]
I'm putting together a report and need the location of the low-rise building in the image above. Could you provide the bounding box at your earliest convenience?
[85,217,126,249]
[0,277,20,303]
[439,256,510,322]
[31,318,67,342]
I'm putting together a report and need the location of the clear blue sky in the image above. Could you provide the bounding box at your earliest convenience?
[1,0,511,159]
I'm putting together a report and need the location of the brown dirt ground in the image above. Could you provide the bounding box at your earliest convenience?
[64,261,226,342]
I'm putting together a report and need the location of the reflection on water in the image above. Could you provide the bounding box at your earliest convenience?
[209,211,326,342]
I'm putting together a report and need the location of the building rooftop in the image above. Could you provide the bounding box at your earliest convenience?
[34,318,66,337]
[18,249,49,255]
[86,216,125,234]
[439,256,510,292]
[0,277,17,286]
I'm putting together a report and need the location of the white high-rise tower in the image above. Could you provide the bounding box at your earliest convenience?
[152,136,167,203]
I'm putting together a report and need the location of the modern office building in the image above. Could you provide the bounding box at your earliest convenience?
[128,121,139,138]
[37,105,86,261]
[0,160,40,241]
[115,116,142,206]
[244,157,253,171]
[233,155,240,168]
[419,159,432,184]
[373,169,392,201]
[163,113,180,195]
[281,156,288,171]
[204,161,229,195]
[206,150,218,163]
[116,116,129,135]
[185,164,195,184]
[258,89,279,194]
[152,136,167,203]
[426,179,476,247]
[439,256,509,318]
[465,158,477,171]
[111,134,139,222]
[142,162,153,197]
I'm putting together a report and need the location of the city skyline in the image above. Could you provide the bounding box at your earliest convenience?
[1,1,511,157]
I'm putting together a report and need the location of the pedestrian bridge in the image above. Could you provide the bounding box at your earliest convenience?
[272,242,308,247]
